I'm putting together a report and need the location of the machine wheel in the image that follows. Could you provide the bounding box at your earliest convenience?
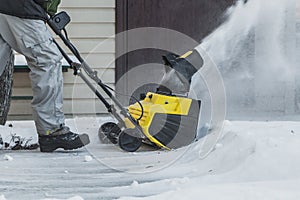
[98,122,121,144]
[0,53,14,125]
[118,129,142,152]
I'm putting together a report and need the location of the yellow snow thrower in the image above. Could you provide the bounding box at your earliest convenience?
[125,92,201,150]
[48,11,203,152]
[98,50,203,152]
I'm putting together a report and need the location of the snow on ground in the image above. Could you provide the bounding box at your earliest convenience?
[117,121,300,200]
[0,117,300,199]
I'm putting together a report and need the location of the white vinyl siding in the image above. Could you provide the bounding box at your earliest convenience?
[9,0,115,117]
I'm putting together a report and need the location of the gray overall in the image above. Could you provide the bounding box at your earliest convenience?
[0,13,69,136]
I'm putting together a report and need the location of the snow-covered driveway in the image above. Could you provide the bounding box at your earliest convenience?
[1,118,300,200]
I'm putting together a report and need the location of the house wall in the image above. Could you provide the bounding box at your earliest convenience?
[9,0,116,118]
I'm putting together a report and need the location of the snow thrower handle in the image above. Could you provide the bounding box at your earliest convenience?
[46,11,143,136]
[47,11,70,35]
[47,11,83,63]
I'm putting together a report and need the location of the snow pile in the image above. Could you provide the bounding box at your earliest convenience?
[119,180,300,200]
[3,154,13,161]
[84,155,93,162]
[42,196,84,200]
[0,121,38,149]
[115,121,300,200]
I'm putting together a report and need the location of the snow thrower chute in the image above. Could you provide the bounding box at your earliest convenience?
[48,11,203,152]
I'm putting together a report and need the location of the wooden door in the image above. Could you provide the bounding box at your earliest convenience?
[116,0,236,104]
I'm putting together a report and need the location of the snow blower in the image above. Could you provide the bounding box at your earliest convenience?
[48,11,203,152]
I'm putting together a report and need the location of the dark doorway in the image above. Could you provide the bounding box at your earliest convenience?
[116,0,236,104]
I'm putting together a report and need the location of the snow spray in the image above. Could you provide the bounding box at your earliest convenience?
[192,0,298,120]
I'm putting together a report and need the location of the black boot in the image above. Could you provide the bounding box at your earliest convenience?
[39,131,90,152]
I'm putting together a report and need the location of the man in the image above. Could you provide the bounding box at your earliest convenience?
[0,0,90,152]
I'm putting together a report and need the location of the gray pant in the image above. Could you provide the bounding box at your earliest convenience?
[0,13,68,136]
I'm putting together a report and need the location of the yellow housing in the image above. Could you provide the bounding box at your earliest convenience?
[126,92,194,149]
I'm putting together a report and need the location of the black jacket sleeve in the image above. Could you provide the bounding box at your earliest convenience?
[34,0,48,6]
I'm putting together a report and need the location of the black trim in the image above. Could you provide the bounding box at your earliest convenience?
[148,99,201,149]
[11,96,33,100]
[14,65,68,73]
[150,114,181,146]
